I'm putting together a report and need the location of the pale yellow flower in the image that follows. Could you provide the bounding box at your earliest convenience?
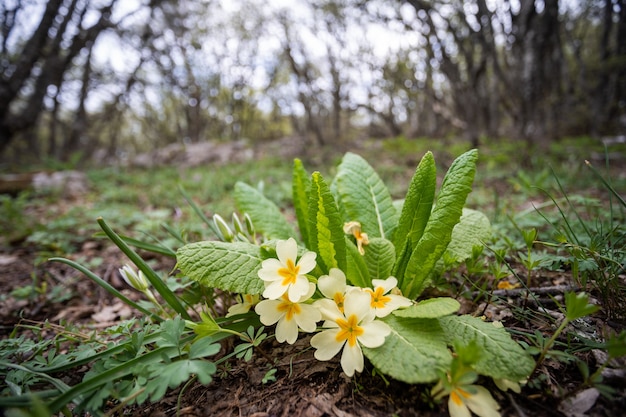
[432,378,501,417]
[365,276,412,317]
[310,290,390,377]
[258,237,317,302]
[343,221,369,255]
[255,283,320,344]
[226,294,260,318]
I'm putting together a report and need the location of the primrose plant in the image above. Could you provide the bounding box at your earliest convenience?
[176,150,535,416]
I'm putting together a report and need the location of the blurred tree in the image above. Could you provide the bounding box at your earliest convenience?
[0,0,116,160]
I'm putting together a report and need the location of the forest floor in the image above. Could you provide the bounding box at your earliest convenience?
[1,137,626,416]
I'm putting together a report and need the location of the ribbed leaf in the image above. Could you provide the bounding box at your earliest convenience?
[345,238,370,287]
[393,151,437,251]
[331,152,397,239]
[363,315,451,383]
[394,297,460,318]
[445,208,492,263]
[401,149,478,298]
[308,172,346,273]
[176,241,264,295]
[292,159,311,246]
[234,182,295,240]
[363,237,396,281]
[439,315,535,381]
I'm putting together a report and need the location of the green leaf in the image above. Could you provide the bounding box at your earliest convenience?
[401,149,478,299]
[188,337,221,360]
[293,158,312,246]
[394,297,460,318]
[393,151,437,252]
[177,241,264,294]
[331,152,398,239]
[363,315,451,383]
[308,172,346,273]
[344,238,370,287]
[146,359,216,401]
[363,237,396,281]
[564,292,600,321]
[444,208,492,263]
[234,182,295,240]
[438,315,535,381]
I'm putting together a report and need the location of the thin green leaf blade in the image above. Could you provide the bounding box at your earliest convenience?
[308,172,346,273]
[176,241,264,294]
[401,149,478,298]
[331,152,397,239]
[439,315,535,381]
[363,315,452,383]
[393,151,437,251]
[234,182,296,240]
[293,158,311,246]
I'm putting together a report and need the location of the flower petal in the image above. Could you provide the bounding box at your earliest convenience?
[254,300,283,325]
[311,329,344,360]
[358,321,391,348]
[276,315,299,344]
[374,294,413,317]
[297,251,317,274]
[465,386,501,417]
[343,290,374,322]
[340,343,363,377]
[287,276,310,302]
[371,276,398,292]
[317,268,347,299]
[448,394,471,417]
[276,238,298,264]
[262,280,288,300]
[295,304,321,332]
[258,258,283,281]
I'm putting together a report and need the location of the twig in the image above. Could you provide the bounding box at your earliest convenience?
[472,284,580,298]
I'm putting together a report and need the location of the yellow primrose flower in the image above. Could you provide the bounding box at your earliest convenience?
[366,276,412,317]
[432,378,501,417]
[258,237,317,302]
[316,268,354,314]
[255,282,320,344]
[226,294,260,318]
[310,290,390,377]
[343,221,369,255]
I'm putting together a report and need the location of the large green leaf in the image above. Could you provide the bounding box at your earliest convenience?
[177,241,264,294]
[438,315,535,381]
[292,159,311,246]
[363,315,452,383]
[331,152,397,239]
[234,182,295,240]
[363,237,396,281]
[394,297,460,319]
[345,238,370,287]
[444,208,492,263]
[308,172,346,273]
[401,149,478,299]
[393,151,437,252]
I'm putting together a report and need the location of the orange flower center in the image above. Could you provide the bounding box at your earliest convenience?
[335,314,364,347]
[277,295,301,321]
[450,388,471,406]
[368,287,391,309]
[278,258,300,286]
[333,292,345,313]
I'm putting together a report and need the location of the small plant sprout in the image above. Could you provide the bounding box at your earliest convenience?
[344,221,369,255]
[432,342,501,417]
[365,277,412,317]
[310,290,391,377]
[254,283,320,344]
[258,237,317,302]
